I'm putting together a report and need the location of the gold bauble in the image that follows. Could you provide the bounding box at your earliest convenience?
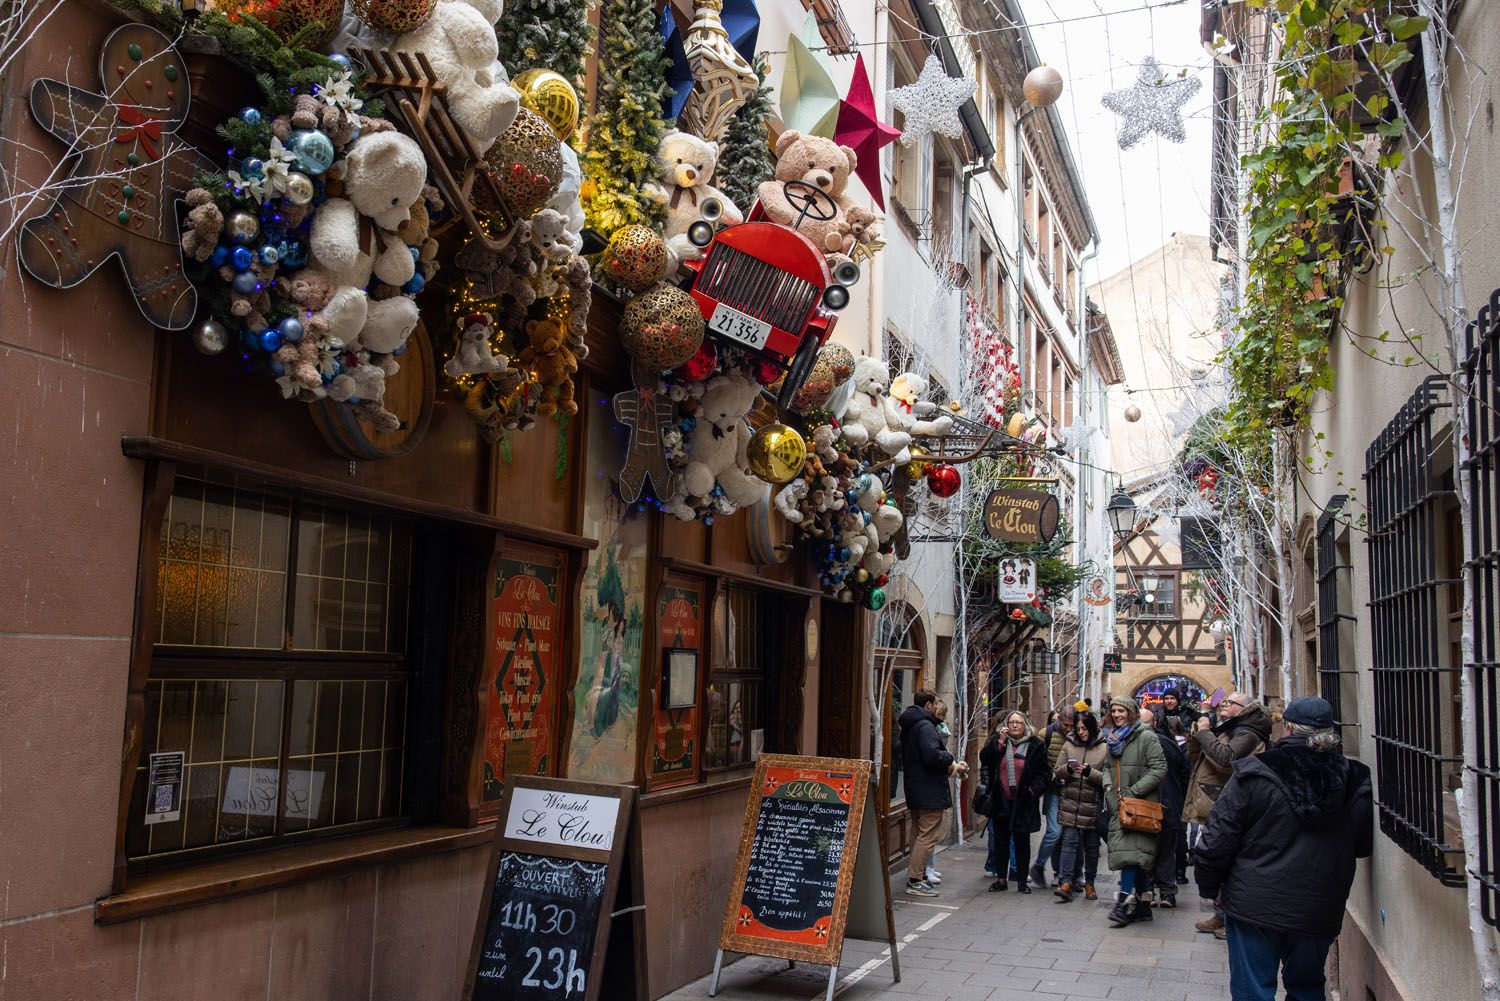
[349,0,435,32]
[777,342,857,413]
[603,225,671,290]
[904,444,932,480]
[259,0,343,47]
[512,68,581,142]
[746,424,808,483]
[1006,411,1026,438]
[620,282,705,370]
[480,109,563,220]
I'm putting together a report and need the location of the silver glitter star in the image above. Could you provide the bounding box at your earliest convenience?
[1101,57,1202,149]
[890,55,978,147]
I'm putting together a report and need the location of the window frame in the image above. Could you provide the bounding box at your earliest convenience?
[1316,496,1358,728]
[702,584,770,773]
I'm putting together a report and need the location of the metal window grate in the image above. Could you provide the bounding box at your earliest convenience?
[1316,495,1354,722]
[1463,295,1500,923]
[1365,375,1464,885]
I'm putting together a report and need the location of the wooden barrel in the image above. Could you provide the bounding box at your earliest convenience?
[747,493,792,565]
[310,322,436,460]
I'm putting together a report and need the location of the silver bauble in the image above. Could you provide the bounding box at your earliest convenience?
[193,319,229,356]
[284,172,314,206]
[225,211,260,245]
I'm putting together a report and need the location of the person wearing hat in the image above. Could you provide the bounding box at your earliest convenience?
[1193,696,1372,1001]
[1101,695,1167,927]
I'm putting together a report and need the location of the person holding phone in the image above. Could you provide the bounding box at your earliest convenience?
[979,710,1050,893]
[1051,710,1108,902]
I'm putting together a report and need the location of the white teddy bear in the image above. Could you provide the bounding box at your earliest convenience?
[841,356,913,463]
[890,370,955,438]
[307,130,429,356]
[773,477,810,524]
[445,315,507,376]
[673,372,768,517]
[391,0,519,153]
[645,129,744,263]
[529,208,581,263]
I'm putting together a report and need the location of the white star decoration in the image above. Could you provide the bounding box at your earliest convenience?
[890,55,977,147]
[1100,56,1202,149]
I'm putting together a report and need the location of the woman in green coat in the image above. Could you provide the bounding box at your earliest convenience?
[1101,695,1167,927]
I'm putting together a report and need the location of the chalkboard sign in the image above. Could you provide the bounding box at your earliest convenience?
[718,755,875,965]
[465,777,645,1001]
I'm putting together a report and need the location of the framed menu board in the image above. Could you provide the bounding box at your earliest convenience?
[464,776,647,1001]
[712,755,897,1001]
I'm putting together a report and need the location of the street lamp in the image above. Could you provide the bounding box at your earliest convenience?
[1015,66,1064,402]
[1107,486,1138,542]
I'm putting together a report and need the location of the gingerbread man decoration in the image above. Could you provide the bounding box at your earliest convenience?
[17,24,212,330]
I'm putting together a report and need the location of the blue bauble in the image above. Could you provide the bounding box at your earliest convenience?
[403,272,425,295]
[347,396,363,405]
[230,246,254,271]
[279,240,308,268]
[392,344,406,356]
[287,129,336,175]
[681,417,697,432]
[209,245,230,267]
[258,244,281,265]
[703,515,714,526]
[278,317,304,343]
[409,246,422,261]
[241,157,265,178]
[239,107,262,125]
[232,270,259,295]
[327,53,352,71]
[269,360,286,377]
[839,547,851,562]
[257,329,282,352]
[845,489,860,507]
[856,473,873,492]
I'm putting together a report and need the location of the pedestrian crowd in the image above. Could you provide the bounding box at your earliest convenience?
[896,685,1371,1001]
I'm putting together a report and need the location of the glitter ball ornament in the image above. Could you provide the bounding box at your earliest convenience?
[480,110,563,220]
[602,225,670,290]
[746,424,808,483]
[904,444,932,480]
[193,319,229,355]
[1100,56,1202,149]
[512,68,581,142]
[779,341,857,412]
[673,339,719,382]
[262,0,343,48]
[926,463,961,498]
[620,282,705,370]
[225,211,259,245]
[752,358,782,386]
[287,129,336,175]
[350,0,435,33]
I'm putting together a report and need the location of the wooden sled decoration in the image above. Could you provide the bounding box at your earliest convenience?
[863,412,1055,473]
[349,47,519,250]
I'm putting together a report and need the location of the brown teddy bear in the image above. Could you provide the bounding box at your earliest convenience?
[218,259,275,332]
[274,338,322,394]
[180,188,223,262]
[563,255,591,360]
[519,316,579,418]
[756,129,862,260]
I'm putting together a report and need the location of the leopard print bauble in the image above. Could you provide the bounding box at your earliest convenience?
[620,282,705,371]
[260,0,344,47]
[350,0,436,33]
[480,110,563,221]
[602,224,670,291]
[775,341,856,413]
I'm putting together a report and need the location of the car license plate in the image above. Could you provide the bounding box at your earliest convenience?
[708,302,772,350]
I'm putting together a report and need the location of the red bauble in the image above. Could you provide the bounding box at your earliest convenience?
[752,358,782,385]
[673,340,719,383]
[926,463,961,497]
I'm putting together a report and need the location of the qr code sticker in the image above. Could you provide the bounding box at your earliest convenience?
[154,784,174,812]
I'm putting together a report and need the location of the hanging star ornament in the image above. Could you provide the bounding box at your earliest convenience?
[834,52,901,209]
[1100,56,1202,149]
[779,11,840,138]
[890,55,977,147]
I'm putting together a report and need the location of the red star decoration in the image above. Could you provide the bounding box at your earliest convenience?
[834,53,901,209]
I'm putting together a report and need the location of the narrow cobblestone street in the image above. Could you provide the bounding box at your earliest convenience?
[666,841,1232,1001]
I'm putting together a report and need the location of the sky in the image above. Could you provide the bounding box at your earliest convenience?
[1014,0,1216,284]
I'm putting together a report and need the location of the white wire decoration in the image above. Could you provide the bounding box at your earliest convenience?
[889,54,977,147]
[1100,56,1202,150]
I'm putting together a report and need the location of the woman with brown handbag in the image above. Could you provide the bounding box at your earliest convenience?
[1101,695,1167,928]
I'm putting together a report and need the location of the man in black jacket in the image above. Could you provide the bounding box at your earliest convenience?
[1159,685,1201,729]
[898,689,968,897]
[1194,697,1372,1001]
[1142,707,1189,908]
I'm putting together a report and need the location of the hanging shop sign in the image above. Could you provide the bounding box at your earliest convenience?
[998,559,1037,603]
[983,489,1060,544]
[1104,652,1123,674]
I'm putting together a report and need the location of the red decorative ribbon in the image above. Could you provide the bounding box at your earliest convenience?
[115,104,161,159]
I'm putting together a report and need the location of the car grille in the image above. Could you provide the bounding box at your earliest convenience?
[697,243,821,333]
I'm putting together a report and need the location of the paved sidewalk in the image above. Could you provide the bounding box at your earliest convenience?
[663,840,1231,1001]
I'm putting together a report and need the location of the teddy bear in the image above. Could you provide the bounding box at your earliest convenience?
[398,187,443,282]
[518,316,578,418]
[773,477,809,524]
[670,371,767,517]
[180,188,223,262]
[307,130,428,355]
[464,368,537,442]
[528,208,580,264]
[562,255,591,360]
[889,370,954,438]
[217,259,275,333]
[273,337,323,397]
[446,312,507,377]
[391,0,519,153]
[756,129,861,262]
[645,130,744,263]
[841,356,912,463]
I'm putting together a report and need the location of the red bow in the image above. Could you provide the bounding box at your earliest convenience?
[115,104,162,159]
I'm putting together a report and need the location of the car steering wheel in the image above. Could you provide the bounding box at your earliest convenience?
[783,179,839,225]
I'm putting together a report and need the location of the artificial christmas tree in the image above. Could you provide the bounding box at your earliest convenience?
[715,55,773,213]
[584,0,671,236]
[495,0,594,88]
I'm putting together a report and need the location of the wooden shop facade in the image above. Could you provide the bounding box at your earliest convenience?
[0,8,883,1001]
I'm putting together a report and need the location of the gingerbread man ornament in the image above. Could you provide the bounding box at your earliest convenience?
[17,24,212,330]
